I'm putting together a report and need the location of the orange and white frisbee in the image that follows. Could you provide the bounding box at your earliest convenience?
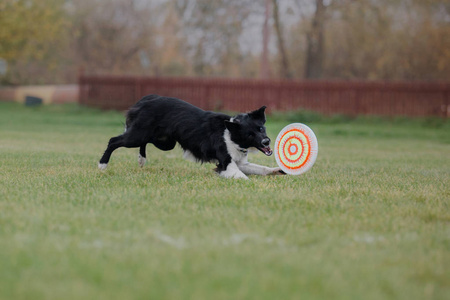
[274,123,318,175]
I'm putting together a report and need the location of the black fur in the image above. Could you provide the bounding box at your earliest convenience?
[99,94,274,174]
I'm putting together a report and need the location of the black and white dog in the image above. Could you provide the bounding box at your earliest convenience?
[98,95,283,179]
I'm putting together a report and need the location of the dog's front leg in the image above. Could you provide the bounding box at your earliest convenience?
[238,162,283,176]
[220,161,249,179]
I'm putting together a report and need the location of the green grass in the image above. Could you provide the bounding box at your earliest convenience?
[0,102,449,300]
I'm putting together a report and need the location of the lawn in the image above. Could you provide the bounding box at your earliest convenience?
[0,102,449,300]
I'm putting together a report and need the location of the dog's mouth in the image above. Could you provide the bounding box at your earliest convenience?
[258,146,273,156]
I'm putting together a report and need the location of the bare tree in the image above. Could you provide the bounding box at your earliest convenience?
[272,0,292,78]
[259,0,272,79]
[174,0,253,76]
[304,0,325,79]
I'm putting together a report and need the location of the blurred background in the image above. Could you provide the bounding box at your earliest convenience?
[0,0,449,115]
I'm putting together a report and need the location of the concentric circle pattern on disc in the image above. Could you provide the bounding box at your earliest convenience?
[274,123,318,175]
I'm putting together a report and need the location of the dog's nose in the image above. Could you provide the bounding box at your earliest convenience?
[261,138,270,147]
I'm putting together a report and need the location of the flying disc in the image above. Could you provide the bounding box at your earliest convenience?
[274,123,318,175]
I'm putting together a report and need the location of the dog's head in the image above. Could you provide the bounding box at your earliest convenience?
[225,106,273,156]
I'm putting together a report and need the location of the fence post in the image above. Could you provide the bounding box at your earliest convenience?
[77,68,84,105]
[134,77,142,100]
[444,90,450,118]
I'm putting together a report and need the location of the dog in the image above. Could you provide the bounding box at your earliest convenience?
[98,94,283,179]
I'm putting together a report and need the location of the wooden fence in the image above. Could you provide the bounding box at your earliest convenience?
[79,75,450,117]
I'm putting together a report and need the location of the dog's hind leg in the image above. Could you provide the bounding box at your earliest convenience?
[99,135,125,170]
[138,144,147,167]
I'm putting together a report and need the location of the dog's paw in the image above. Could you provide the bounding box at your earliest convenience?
[220,171,249,180]
[98,163,108,171]
[269,167,286,175]
[233,172,249,180]
[138,154,146,168]
[219,169,249,180]
[219,162,249,179]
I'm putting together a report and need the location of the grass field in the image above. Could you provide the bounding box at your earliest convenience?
[0,102,449,300]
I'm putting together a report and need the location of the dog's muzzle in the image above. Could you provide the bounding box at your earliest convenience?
[258,138,273,156]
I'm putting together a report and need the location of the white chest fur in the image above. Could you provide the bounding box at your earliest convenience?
[223,129,248,164]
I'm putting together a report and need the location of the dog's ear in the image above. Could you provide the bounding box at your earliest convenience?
[225,120,241,134]
[248,106,266,122]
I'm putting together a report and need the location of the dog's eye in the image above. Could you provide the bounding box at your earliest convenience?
[259,127,264,132]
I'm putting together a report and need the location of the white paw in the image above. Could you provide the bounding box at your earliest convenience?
[98,163,108,171]
[233,172,249,180]
[220,162,249,179]
[138,154,146,168]
[220,171,249,180]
